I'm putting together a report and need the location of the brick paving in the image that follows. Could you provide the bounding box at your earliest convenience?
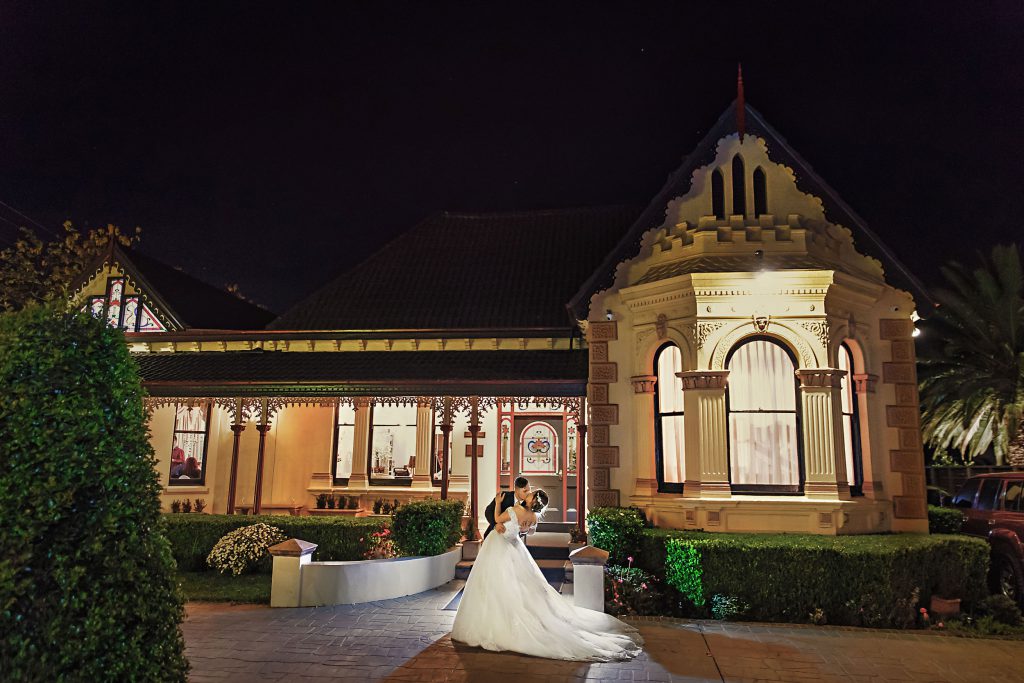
[183,581,1024,682]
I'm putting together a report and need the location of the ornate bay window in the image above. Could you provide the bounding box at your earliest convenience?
[653,343,685,493]
[369,403,416,485]
[169,403,210,485]
[726,337,802,493]
[838,342,863,495]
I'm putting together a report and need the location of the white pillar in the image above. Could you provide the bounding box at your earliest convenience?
[569,545,609,612]
[678,370,730,498]
[797,369,850,500]
[413,401,434,488]
[630,375,658,498]
[268,538,318,608]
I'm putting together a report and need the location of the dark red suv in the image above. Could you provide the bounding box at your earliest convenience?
[951,473,1024,605]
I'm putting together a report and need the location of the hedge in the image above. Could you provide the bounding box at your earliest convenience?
[638,528,989,627]
[587,506,648,566]
[392,499,465,556]
[162,514,388,571]
[928,505,964,534]
[0,306,188,681]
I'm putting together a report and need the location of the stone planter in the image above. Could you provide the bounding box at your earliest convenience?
[461,539,482,561]
[930,595,961,617]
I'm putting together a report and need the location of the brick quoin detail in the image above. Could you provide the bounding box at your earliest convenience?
[587,321,618,342]
[591,467,610,489]
[881,320,926,520]
[589,446,619,467]
[879,318,913,340]
[589,425,609,446]
[589,341,609,362]
[589,490,620,507]
[590,362,618,383]
[589,404,619,425]
[588,383,609,404]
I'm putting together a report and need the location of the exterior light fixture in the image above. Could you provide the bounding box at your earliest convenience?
[912,327,921,338]
[605,309,614,321]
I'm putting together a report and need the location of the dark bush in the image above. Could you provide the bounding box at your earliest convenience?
[587,506,647,566]
[604,565,663,616]
[162,514,388,571]
[928,505,964,534]
[0,305,188,681]
[977,594,1023,626]
[392,499,464,556]
[640,529,988,628]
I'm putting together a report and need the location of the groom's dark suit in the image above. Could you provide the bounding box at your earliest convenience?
[483,490,519,539]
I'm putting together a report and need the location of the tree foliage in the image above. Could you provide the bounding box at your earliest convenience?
[0,304,188,681]
[918,244,1024,465]
[0,222,139,312]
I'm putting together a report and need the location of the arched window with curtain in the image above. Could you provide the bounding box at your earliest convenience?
[726,337,802,493]
[838,342,864,495]
[654,343,685,492]
[732,155,746,217]
[753,166,767,217]
[711,169,725,219]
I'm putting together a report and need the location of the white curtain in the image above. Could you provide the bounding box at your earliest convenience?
[727,340,799,486]
[838,345,857,487]
[657,345,685,484]
[335,404,355,479]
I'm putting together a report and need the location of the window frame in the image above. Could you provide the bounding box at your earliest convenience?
[724,335,804,495]
[331,402,355,486]
[168,402,211,487]
[839,343,864,496]
[653,342,685,494]
[711,168,725,220]
[753,166,767,217]
[367,403,415,487]
[732,155,746,217]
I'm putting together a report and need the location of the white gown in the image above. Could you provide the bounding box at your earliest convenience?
[451,508,643,661]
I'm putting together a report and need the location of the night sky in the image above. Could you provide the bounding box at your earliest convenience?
[1,2,1021,314]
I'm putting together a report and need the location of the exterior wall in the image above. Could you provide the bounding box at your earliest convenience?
[584,132,928,534]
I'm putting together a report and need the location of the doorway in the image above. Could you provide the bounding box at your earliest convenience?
[497,404,578,523]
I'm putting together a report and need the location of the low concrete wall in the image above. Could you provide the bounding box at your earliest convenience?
[284,547,461,607]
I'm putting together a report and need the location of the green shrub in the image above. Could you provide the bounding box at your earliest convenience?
[587,506,647,566]
[604,565,663,616]
[0,305,188,681]
[206,523,287,575]
[642,529,989,628]
[928,505,964,534]
[162,513,388,571]
[711,594,749,621]
[392,499,464,556]
[977,594,1023,626]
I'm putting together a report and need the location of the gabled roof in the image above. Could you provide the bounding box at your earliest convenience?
[75,245,276,330]
[270,205,642,331]
[568,102,933,319]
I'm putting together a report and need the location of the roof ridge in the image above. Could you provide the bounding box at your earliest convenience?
[441,204,637,220]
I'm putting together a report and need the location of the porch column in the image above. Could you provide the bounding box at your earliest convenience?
[797,369,850,500]
[678,370,730,498]
[576,416,588,542]
[226,400,246,515]
[439,396,453,500]
[413,400,434,488]
[253,398,270,515]
[630,375,658,498]
[468,396,481,539]
[349,398,372,488]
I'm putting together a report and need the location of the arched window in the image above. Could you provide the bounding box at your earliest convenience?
[732,155,746,217]
[711,169,725,219]
[726,337,801,493]
[753,166,767,217]
[839,343,864,495]
[654,344,685,492]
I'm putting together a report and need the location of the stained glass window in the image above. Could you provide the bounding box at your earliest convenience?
[519,421,558,475]
[121,296,139,332]
[169,403,210,486]
[566,417,578,475]
[333,404,355,485]
[499,417,512,474]
[105,278,125,327]
[654,343,685,492]
[84,277,165,332]
[89,296,105,318]
[137,302,166,332]
[370,404,416,482]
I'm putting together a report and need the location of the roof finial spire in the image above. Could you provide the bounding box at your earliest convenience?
[736,62,746,142]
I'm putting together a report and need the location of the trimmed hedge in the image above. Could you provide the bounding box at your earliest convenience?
[928,505,964,534]
[587,506,647,566]
[0,306,188,681]
[162,514,388,571]
[392,499,465,556]
[638,529,989,627]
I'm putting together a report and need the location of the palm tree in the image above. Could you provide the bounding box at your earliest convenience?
[918,244,1024,466]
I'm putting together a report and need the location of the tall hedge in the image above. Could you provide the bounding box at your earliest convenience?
[392,499,465,556]
[587,506,647,566]
[0,305,188,681]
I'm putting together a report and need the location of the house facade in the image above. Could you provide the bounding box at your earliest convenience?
[74,101,930,536]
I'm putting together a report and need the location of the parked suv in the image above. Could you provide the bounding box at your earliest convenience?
[951,473,1024,605]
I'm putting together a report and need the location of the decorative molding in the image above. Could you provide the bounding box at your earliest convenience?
[796,368,845,388]
[655,314,668,340]
[694,321,724,349]
[798,320,830,348]
[676,370,729,390]
[710,320,817,370]
[852,373,878,394]
[630,374,657,394]
[751,314,771,333]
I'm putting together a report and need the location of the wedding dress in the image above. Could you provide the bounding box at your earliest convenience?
[451,509,643,661]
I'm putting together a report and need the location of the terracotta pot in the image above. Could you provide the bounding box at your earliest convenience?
[930,595,961,617]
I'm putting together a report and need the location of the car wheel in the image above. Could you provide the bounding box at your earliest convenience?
[991,553,1024,607]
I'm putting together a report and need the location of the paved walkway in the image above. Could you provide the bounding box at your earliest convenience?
[183,581,1024,682]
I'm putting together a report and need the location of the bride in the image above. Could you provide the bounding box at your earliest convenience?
[451,488,643,661]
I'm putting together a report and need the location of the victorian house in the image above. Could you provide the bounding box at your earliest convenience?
[73,98,930,536]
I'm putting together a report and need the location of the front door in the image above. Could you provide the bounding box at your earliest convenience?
[515,416,564,519]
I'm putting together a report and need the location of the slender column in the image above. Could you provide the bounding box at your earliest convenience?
[227,423,246,514]
[852,373,878,496]
[413,401,433,488]
[678,370,730,498]
[440,397,453,500]
[468,396,481,539]
[798,369,850,500]
[630,375,658,497]
[349,398,372,488]
[576,418,588,542]
[253,398,271,514]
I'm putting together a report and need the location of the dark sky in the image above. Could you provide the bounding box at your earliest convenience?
[1,1,1022,314]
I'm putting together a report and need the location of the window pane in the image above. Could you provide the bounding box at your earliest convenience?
[1003,481,1023,511]
[843,414,856,488]
[657,345,684,413]
[335,403,356,480]
[838,345,854,414]
[371,404,416,478]
[659,414,685,483]
[729,412,800,485]
[977,479,1003,511]
[951,479,981,508]
[727,341,795,411]
[122,296,138,331]
[106,279,124,327]
[170,405,207,483]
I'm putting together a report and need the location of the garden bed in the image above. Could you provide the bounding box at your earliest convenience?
[176,571,271,604]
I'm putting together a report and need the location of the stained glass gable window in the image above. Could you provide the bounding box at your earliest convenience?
[84,275,166,332]
[105,278,125,327]
[121,296,139,331]
[136,301,166,332]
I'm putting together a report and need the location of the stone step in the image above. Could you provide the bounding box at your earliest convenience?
[456,558,574,583]
[525,532,571,561]
[537,521,576,533]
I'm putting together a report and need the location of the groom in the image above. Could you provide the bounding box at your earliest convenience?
[483,476,531,538]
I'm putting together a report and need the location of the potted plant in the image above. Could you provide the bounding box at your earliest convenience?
[170,499,181,513]
[372,498,383,515]
[347,495,359,510]
[181,499,192,513]
[194,498,206,513]
[315,493,328,509]
[326,494,336,509]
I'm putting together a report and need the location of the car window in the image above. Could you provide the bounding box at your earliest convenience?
[977,479,1003,511]
[1004,481,1024,512]
[951,479,981,508]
